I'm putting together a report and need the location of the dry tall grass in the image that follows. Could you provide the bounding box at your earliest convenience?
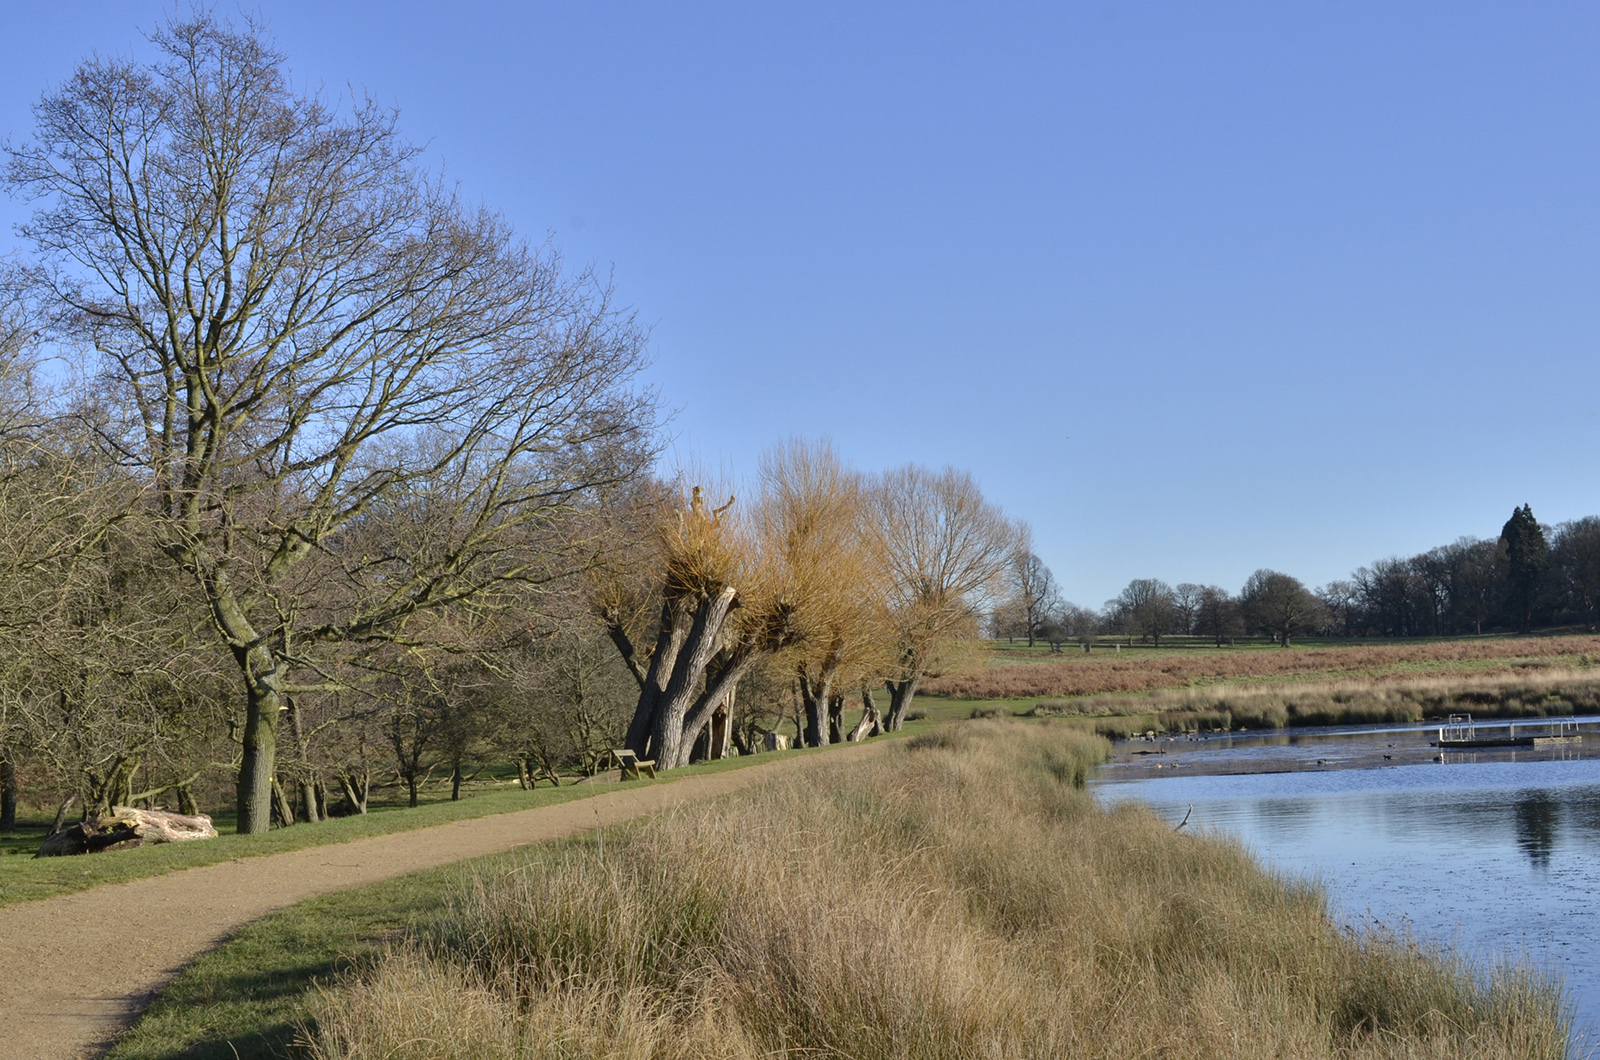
[927,635,1600,700]
[302,722,1572,1060]
[1029,668,1600,736]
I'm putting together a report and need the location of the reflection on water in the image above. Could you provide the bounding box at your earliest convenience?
[1095,747,1600,1044]
[1516,792,1559,868]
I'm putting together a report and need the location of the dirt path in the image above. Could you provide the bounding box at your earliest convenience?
[0,743,885,1060]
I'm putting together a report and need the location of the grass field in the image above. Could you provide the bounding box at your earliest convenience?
[931,634,1600,699]
[914,635,1600,739]
[117,719,1569,1060]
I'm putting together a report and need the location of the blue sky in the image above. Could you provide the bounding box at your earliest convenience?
[3,3,1597,607]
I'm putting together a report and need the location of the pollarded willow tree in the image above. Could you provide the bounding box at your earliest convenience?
[870,465,1017,730]
[758,440,890,748]
[596,481,804,770]
[6,13,653,832]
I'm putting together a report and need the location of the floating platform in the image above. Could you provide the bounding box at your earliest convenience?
[1430,713,1590,749]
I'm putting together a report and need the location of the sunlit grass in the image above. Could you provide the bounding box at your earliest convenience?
[297,721,1570,1060]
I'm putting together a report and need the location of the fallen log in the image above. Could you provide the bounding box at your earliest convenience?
[35,807,218,857]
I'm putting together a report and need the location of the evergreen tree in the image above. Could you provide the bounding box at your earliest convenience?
[1499,504,1549,633]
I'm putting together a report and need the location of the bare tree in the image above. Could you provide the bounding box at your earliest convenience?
[494,619,636,782]
[870,466,1017,730]
[1002,528,1060,648]
[1194,585,1243,646]
[1240,570,1325,647]
[1114,578,1178,646]
[1317,580,1361,638]
[988,596,1029,642]
[1552,518,1600,631]
[6,13,653,831]
[1172,583,1204,636]
[2,292,231,826]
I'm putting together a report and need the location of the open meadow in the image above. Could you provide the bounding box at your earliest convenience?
[923,635,1600,736]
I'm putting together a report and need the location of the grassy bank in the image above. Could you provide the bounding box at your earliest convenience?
[288,720,1568,1060]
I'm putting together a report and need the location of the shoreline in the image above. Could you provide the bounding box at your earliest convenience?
[1093,717,1600,783]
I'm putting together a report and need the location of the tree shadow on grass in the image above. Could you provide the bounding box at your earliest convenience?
[107,956,356,1060]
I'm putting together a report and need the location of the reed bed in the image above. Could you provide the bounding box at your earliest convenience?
[926,635,1600,700]
[1027,668,1600,737]
[301,721,1572,1060]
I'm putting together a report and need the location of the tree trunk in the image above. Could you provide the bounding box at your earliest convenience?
[861,687,884,737]
[828,694,845,744]
[798,668,838,748]
[620,603,688,757]
[0,759,16,832]
[708,703,730,760]
[37,807,218,856]
[450,763,463,801]
[339,773,369,814]
[651,588,739,769]
[51,794,76,835]
[233,642,284,835]
[203,566,286,837]
[679,670,746,767]
[176,783,199,817]
[300,780,321,823]
[883,675,922,731]
[515,758,531,790]
[270,778,296,827]
[406,773,419,808]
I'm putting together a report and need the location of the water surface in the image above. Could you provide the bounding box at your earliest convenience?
[1094,727,1600,1045]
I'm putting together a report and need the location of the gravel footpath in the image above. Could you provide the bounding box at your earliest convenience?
[0,742,885,1060]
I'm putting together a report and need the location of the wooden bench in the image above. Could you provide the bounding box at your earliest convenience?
[610,748,656,780]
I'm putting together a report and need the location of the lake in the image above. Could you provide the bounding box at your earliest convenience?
[1093,718,1600,1047]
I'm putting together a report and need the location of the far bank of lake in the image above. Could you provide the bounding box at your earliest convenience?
[1093,718,1600,1046]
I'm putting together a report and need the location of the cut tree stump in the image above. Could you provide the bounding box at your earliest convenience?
[35,808,218,858]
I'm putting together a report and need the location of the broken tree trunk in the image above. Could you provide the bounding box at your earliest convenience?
[848,703,881,742]
[36,807,218,857]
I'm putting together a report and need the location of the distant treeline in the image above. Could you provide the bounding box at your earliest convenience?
[995,505,1600,647]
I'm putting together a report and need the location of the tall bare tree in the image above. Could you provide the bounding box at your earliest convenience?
[1113,578,1178,646]
[1552,518,1600,631]
[6,13,653,831]
[870,466,1016,730]
[1002,529,1060,648]
[1193,585,1243,646]
[1240,570,1325,647]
